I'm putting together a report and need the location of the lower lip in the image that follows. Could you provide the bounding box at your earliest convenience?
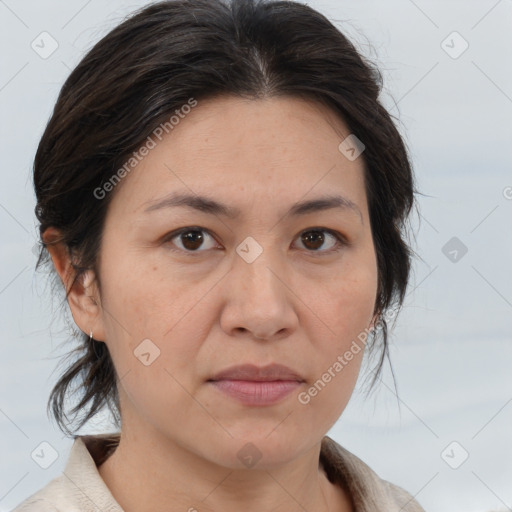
[209,380,302,406]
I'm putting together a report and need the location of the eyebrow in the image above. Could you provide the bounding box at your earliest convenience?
[143,192,363,223]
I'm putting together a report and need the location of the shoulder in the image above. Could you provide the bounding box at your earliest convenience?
[10,475,69,511]
[11,434,122,512]
[380,479,426,512]
[320,435,426,511]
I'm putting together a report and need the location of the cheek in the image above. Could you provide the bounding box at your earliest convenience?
[292,262,377,425]
[100,251,185,334]
[97,265,210,428]
[98,253,217,382]
[310,261,378,351]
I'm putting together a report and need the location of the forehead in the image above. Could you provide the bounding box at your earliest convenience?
[108,95,368,219]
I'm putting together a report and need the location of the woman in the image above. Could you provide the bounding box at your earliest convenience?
[13,0,424,510]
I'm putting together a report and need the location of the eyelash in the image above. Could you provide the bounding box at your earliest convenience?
[162,226,349,256]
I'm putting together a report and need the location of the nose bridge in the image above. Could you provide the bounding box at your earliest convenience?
[235,234,283,302]
[221,233,296,339]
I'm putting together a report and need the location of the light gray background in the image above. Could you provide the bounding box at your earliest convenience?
[1,1,511,511]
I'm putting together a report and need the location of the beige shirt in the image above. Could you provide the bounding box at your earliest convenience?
[12,433,426,511]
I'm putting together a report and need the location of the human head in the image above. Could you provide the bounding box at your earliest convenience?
[34,0,415,437]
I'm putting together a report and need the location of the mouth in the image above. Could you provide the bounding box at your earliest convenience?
[207,363,305,406]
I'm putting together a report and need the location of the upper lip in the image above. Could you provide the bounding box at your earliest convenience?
[209,363,305,382]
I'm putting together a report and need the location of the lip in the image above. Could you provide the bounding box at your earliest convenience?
[209,363,305,382]
[207,364,305,406]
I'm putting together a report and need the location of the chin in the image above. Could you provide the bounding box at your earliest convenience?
[204,426,317,471]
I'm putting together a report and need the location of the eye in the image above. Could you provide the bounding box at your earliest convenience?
[294,228,348,254]
[164,227,219,253]
[163,226,348,255]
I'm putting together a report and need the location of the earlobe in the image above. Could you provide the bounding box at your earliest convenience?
[42,227,106,341]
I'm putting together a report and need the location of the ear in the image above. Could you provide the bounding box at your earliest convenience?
[43,227,106,342]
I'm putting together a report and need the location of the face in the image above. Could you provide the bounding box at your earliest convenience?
[83,95,378,468]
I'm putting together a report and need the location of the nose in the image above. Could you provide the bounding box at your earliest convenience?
[219,244,298,341]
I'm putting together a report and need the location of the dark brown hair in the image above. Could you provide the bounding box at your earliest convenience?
[34,0,417,435]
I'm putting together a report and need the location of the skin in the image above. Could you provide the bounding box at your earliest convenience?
[45,95,379,512]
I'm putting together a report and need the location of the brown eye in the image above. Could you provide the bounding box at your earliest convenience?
[164,226,347,255]
[180,230,204,251]
[295,229,346,253]
[166,227,218,253]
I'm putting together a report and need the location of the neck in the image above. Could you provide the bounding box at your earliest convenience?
[97,426,347,512]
